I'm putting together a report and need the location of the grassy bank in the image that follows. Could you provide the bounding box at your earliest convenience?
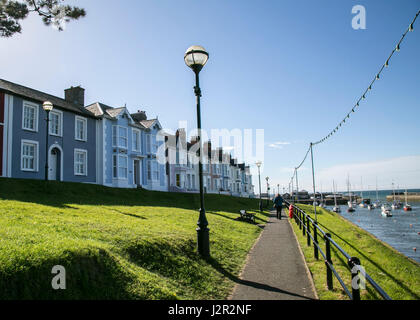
[288,204,420,300]
[0,178,267,300]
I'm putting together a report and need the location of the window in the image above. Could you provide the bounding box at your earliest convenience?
[119,127,128,148]
[50,110,63,136]
[132,129,141,152]
[176,174,181,187]
[118,155,128,179]
[22,101,38,131]
[21,140,38,171]
[74,149,87,176]
[112,155,118,178]
[112,154,128,179]
[147,160,152,180]
[153,162,159,180]
[75,116,87,141]
[112,125,128,148]
[146,134,151,153]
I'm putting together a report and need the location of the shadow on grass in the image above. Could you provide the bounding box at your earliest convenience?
[0,247,174,300]
[206,257,315,300]
[0,177,261,218]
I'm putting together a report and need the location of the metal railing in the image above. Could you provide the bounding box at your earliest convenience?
[284,200,391,300]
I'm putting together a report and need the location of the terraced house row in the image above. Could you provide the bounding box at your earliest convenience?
[0,79,254,197]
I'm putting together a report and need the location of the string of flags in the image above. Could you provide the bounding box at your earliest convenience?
[312,10,419,146]
[288,10,419,190]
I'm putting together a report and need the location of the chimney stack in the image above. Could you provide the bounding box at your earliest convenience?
[65,86,85,106]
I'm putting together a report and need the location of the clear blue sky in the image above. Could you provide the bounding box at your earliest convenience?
[1,0,419,192]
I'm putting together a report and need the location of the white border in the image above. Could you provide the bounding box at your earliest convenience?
[22,100,39,132]
[21,139,39,172]
[75,115,88,142]
[49,109,63,137]
[74,148,88,176]
[48,144,64,181]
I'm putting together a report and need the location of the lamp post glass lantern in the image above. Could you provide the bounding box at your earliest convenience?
[42,101,53,181]
[185,45,210,257]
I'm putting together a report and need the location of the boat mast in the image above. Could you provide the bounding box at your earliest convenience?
[376,177,379,202]
[333,180,337,207]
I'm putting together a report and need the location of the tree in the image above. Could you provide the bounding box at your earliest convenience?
[0,0,85,37]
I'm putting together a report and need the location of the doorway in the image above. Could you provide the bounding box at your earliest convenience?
[49,147,61,181]
[133,159,141,186]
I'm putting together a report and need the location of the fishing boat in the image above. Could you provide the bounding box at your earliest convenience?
[381,204,393,217]
[373,178,381,208]
[332,180,341,213]
[403,189,412,211]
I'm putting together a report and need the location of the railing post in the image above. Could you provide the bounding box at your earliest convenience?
[324,233,333,290]
[298,209,302,229]
[313,220,319,260]
[348,257,362,301]
[302,213,306,236]
[306,217,311,246]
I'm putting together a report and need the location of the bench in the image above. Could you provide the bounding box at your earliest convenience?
[239,210,256,223]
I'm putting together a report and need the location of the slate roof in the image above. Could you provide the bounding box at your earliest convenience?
[0,79,96,118]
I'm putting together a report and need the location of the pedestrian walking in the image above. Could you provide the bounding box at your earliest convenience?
[273,193,284,220]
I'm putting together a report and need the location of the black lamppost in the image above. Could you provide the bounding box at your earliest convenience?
[256,161,262,212]
[184,45,210,257]
[42,101,53,181]
[266,177,270,207]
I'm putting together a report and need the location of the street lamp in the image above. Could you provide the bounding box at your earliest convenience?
[42,101,53,181]
[256,161,262,212]
[265,177,269,206]
[184,45,210,257]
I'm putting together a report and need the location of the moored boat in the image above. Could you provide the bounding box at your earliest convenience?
[381,204,392,217]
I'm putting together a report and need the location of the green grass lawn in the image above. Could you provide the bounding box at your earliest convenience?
[0,178,268,300]
[288,204,420,300]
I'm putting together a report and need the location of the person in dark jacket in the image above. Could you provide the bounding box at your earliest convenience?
[273,194,284,219]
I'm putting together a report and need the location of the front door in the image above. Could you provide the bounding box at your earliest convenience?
[133,160,141,186]
[49,147,60,181]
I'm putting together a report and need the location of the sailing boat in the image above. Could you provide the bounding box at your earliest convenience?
[347,175,355,212]
[403,189,412,211]
[373,178,381,208]
[318,183,326,208]
[367,185,374,210]
[359,177,367,208]
[391,182,402,210]
[332,180,341,213]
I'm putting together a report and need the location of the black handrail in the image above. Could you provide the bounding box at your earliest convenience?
[284,200,392,300]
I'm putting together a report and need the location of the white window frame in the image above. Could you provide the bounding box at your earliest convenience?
[147,160,152,181]
[118,154,128,179]
[146,134,151,153]
[22,101,39,132]
[75,116,87,142]
[112,125,128,149]
[132,129,141,152]
[74,148,88,176]
[49,109,63,137]
[21,139,39,172]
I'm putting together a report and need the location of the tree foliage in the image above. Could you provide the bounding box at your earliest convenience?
[0,0,85,37]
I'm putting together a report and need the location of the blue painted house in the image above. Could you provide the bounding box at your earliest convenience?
[85,103,167,191]
[0,79,97,183]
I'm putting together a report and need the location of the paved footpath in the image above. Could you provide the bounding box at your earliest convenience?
[230,210,318,300]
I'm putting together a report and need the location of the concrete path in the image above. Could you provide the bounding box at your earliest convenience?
[229,210,317,300]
